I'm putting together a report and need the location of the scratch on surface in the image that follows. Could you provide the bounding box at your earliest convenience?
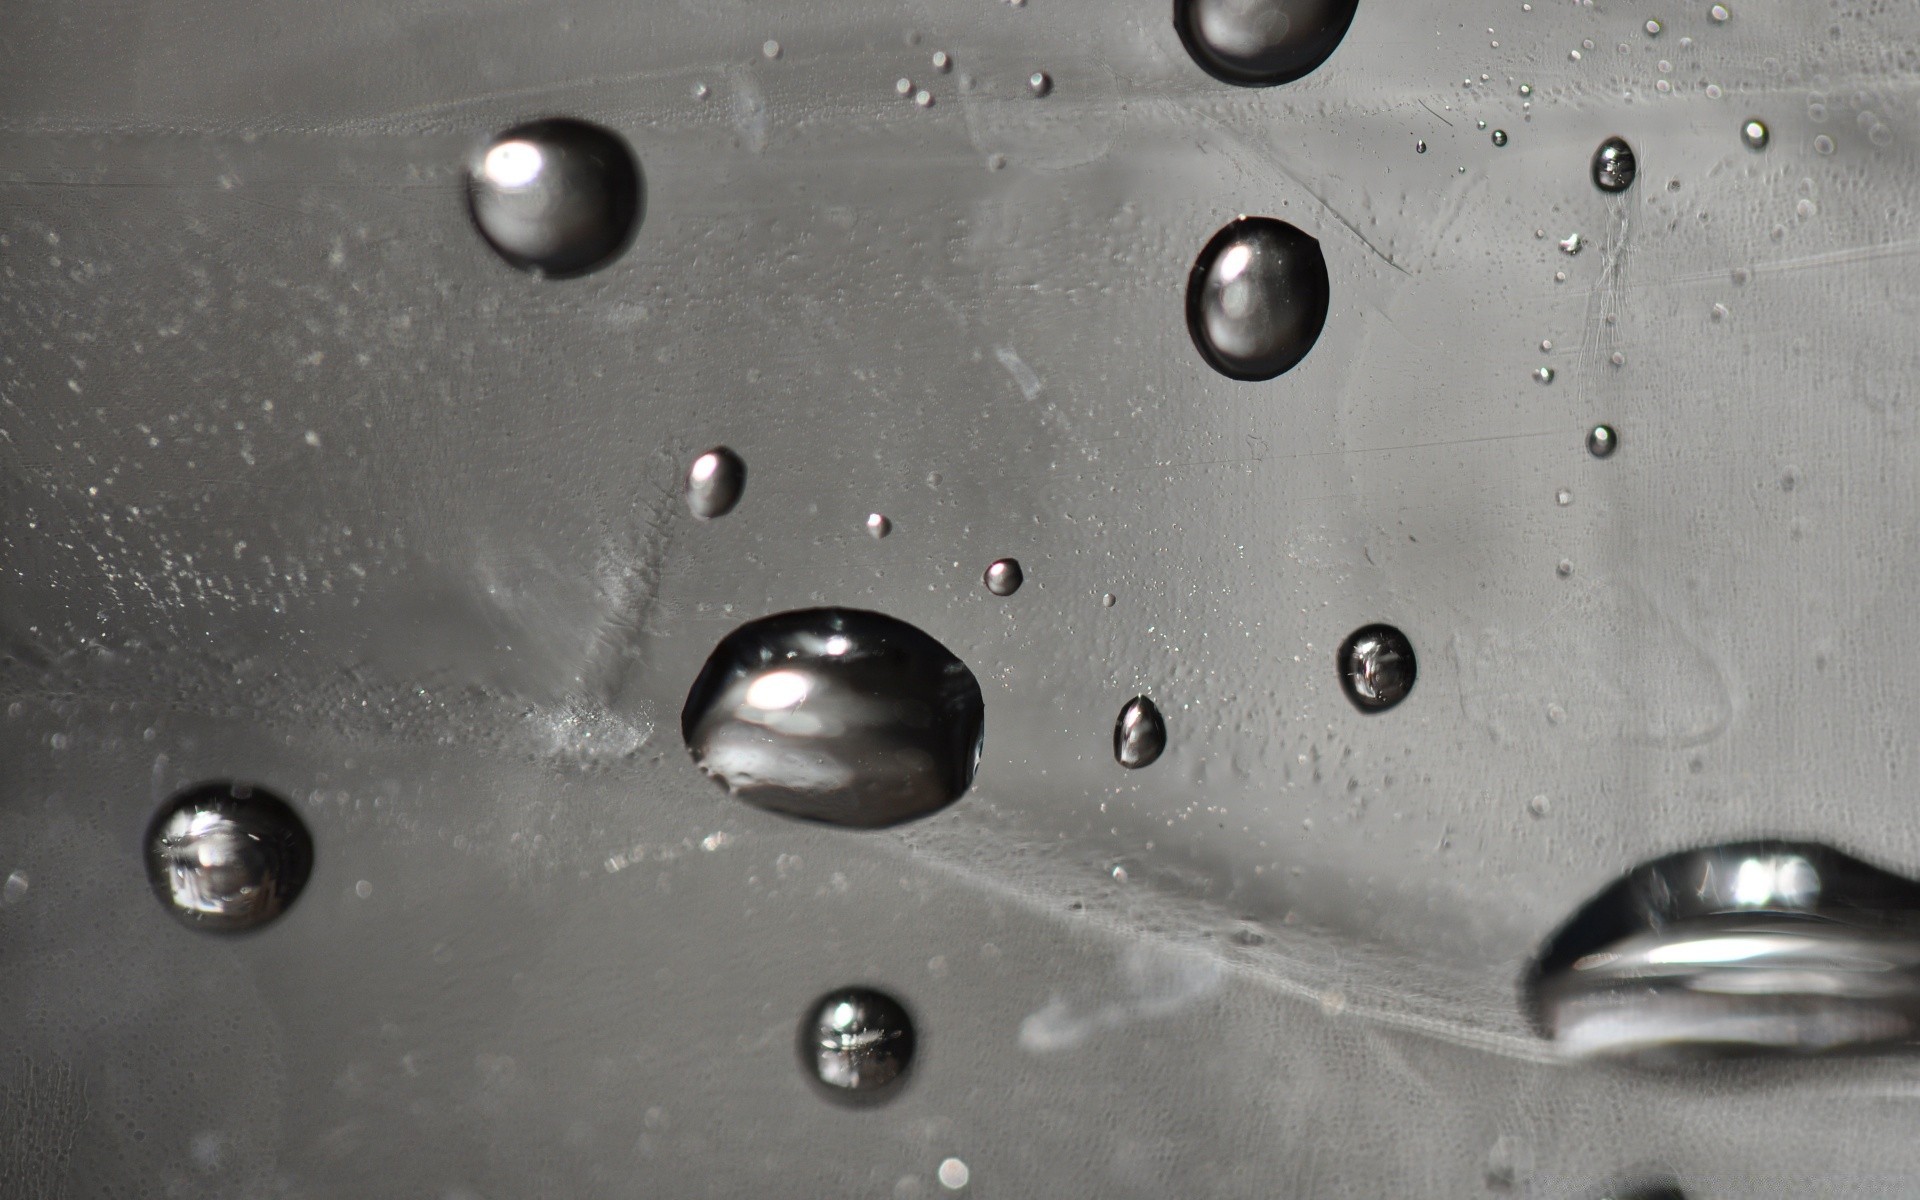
[994,345,1044,400]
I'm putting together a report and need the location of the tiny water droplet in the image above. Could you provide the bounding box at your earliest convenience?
[1534,366,1555,383]
[1114,696,1167,769]
[1477,119,1487,130]
[1813,133,1835,156]
[1491,129,1508,147]
[692,82,709,100]
[681,609,986,828]
[468,119,644,278]
[1591,136,1637,192]
[1528,794,1551,817]
[1027,71,1052,96]
[354,879,373,899]
[1174,0,1360,87]
[1415,139,1428,154]
[914,89,935,108]
[799,987,916,1102]
[1586,424,1618,458]
[1337,625,1416,713]
[896,77,914,97]
[931,50,952,72]
[1540,340,1553,352]
[1558,232,1583,255]
[983,558,1024,596]
[1519,83,1533,96]
[1609,350,1626,367]
[145,782,314,932]
[1101,592,1117,608]
[1710,302,1728,323]
[1556,559,1574,578]
[3,869,27,904]
[1553,270,1567,283]
[938,1158,971,1191]
[1741,119,1769,150]
[762,39,782,59]
[1186,216,1330,381]
[1556,488,1573,507]
[685,447,746,519]
[1709,3,1730,21]
[1645,19,1662,36]
[866,512,892,538]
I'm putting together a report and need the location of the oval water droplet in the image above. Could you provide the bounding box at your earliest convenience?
[866,512,893,539]
[983,558,1024,596]
[681,609,985,828]
[799,987,916,1103]
[145,782,314,932]
[1591,136,1638,193]
[1173,0,1360,87]
[685,447,746,519]
[1113,696,1167,769]
[1741,118,1770,150]
[1186,217,1330,381]
[1026,70,1052,97]
[1337,624,1416,713]
[467,118,643,278]
[1586,424,1618,458]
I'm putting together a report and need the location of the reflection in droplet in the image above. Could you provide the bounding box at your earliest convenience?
[1534,366,1555,384]
[1526,841,1920,1062]
[1173,0,1361,87]
[799,987,916,1103]
[1027,71,1052,97]
[1741,118,1770,150]
[1591,136,1638,193]
[1587,424,1618,458]
[685,447,746,519]
[1337,625,1416,713]
[1113,696,1167,769]
[866,513,893,539]
[467,118,643,278]
[1186,217,1330,381]
[145,782,314,933]
[983,558,1024,597]
[681,609,986,828]
[1491,129,1508,147]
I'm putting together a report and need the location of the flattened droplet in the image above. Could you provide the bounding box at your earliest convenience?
[1186,217,1330,381]
[681,609,985,828]
[799,987,916,1103]
[1174,0,1361,87]
[145,782,314,932]
[467,118,643,278]
[983,558,1024,596]
[1591,136,1638,193]
[1337,624,1416,713]
[685,447,746,519]
[1114,696,1167,769]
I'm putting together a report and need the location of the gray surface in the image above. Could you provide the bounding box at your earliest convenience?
[5,0,1920,1194]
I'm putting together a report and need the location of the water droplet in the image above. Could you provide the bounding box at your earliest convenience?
[1558,232,1583,255]
[983,558,1024,596]
[145,782,314,932]
[685,447,746,519]
[468,119,643,278]
[1591,136,1637,192]
[1491,129,1508,147]
[1337,625,1416,714]
[1518,83,1532,96]
[1477,119,1487,131]
[1100,592,1117,608]
[799,987,916,1102]
[1609,350,1626,367]
[692,82,709,100]
[1185,217,1330,381]
[938,1159,970,1190]
[1710,302,1729,323]
[1113,696,1167,769]
[1556,488,1573,507]
[1645,19,1662,35]
[1813,133,1835,156]
[866,512,893,538]
[1539,340,1553,353]
[1173,0,1360,87]
[1534,366,1555,383]
[681,609,986,828]
[1556,559,1574,578]
[1741,118,1770,150]
[1709,3,1730,21]
[931,50,952,73]
[762,39,782,59]
[1415,139,1428,154]
[1027,71,1052,97]
[1586,424,1618,458]
[354,879,373,899]
[3,869,27,904]
[914,89,935,108]
[896,77,914,97]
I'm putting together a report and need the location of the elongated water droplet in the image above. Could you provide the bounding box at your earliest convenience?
[799,987,915,1103]
[145,782,314,932]
[1586,424,1618,458]
[1337,625,1416,713]
[983,558,1024,596]
[1186,217,1330,381]
[468,118,643,278]
[1591,136,1637,193]
[1113,696,1167,768]
[1741,118,1770,150]
[685,447,746,519]
[1174,0,1361,87]
[681,609,985,828]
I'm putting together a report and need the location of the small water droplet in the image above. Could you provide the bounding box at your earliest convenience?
[983,558,1024,596]
[354,879,373,899]
[1591,136,1637,192]
[1587,424,1618,458]
[937,1158,971,1191]
[1558,232,1583,256]
[1741,119,1770,150]
[799,987,916,1102]
[1101,592,1117,608]
[468,119,644,278]
[1556,559,1574,578]
[931,50,952,73]
[1539,339,1553,353]
[1556,488,1573,507]
[3,869,27,904]
[1173,0,1359,87]
[1709,3,1730,21]
[1609,350,1626,367]
[692,82,709,100]
[685,447,746,519]
[866,512,893,538]
[896,77,914,97]
[1114,696,1167,769]
[1813,133,1835,156]
[1491,129,1508,147]
[1645,19,1662,36]
[1477,119,1487,130]
[1027,71,1052,97]
[762,39,783,59]
[1710,302,1729,323]
[1186,216,1330,381]
[145,783,314,932]
[1534,366,1555,383]
[1337,625,1416,713]
[1518,83,1532,96]
[914,89,935,108]
[1528,794,1551,817]
[681,609,985,828]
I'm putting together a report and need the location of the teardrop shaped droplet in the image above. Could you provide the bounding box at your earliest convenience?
[1113,695,1167,769]
[681,608,985,828]
[1173,0,1361,87]
[1526,841,1920,1062]
[468,118,644,278]
[798,987,916,1104]
[1186,217,1330,381]
[1590,136,1638,193]
[1337,624,1416,713]
[145,782,314,932]
[983,558,1024,596]
[1586,424,1618,458]
[685,446,746,519]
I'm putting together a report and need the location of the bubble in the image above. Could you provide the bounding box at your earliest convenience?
[1591,136,1638,192]
[1586,424,1618,458]
[799,987,916,1102]
[1026,71,1052,97]
[1113,696,1167,769]
[685,447,746,519]
[1491,129,1508,147]
[867,513,893,539]
[681,609,986,828]
[1337,625,1416,714]
[1173,0,1360,87]
[1185,216,1330,381]
[1534,367,1555,383]
[983,558,1024,596]
[145,782,315,933]
[468,118,643,278]
[1741,119,1770,150]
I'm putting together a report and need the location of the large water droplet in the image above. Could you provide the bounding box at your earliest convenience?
[1186,217,1330,381]
[799,987,916,1103]
[468,118,643,278]
[1113,695,1167,769]
[1526,841,1920,1062]
[983,558,1024,596]
[1337,624,1416,713]
[681,609,986,828]
[1174,0,1360,87]
[145,782,314,932]
[685,447,746,519]
[1591,136,1638,193]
